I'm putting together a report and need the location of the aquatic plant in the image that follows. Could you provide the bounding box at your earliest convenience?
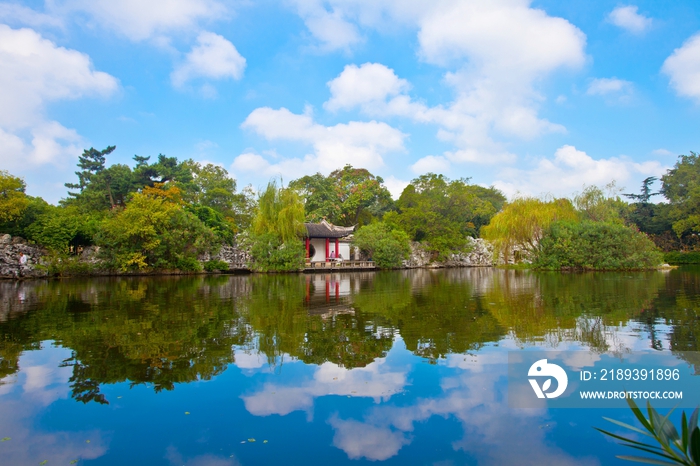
[596,398,700,465]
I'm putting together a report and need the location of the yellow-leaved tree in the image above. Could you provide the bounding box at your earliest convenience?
[0,171,29,224]
[481,197,578,262]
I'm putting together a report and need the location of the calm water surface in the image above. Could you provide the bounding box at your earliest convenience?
[0,268,698,465]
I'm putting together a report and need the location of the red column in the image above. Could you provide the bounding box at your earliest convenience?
[335,238,339,259]
[305,237,310,259]
[335,281,339,300]
[325,238,330,261]
[325,280,330,302]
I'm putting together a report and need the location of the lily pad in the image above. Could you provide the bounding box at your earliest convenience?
[39,461,47,465]
[1,437,10,442]
[247,438,255,442]
[85,440,90,444]
[263,440,268,444]
[70,461,78,465]
[185,412,190,415]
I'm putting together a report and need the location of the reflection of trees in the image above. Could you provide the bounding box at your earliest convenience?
[482,270,666,352]
[352,271,507,362]
[0,277,251,403]
[1,267,699,402]
[238,274,394,368]
[654,267,700,372]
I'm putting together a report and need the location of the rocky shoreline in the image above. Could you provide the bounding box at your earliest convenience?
[1,233,504,280]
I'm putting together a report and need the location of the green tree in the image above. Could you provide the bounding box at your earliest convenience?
[533,220,663,270]
[0,195,51,238]
[353,222,411,268]
[662,152,700,239]
[481,197,578,261]
[97,184,215,271]
[248,180,306,272]
[387,174,505,259]
[574,184,627,224]
[290,165,393,226]
[25,205,99,252]
[251,180,305,243]
[0,171,29,224]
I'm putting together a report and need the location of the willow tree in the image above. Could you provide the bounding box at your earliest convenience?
[248,180,306,271]
[481,197,577,262]
[0,171,29,224]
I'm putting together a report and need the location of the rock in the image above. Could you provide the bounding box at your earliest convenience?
[403,237,495,268]
[0,235,49,279]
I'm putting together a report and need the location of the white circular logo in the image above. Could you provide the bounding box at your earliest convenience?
[528,359,568,399]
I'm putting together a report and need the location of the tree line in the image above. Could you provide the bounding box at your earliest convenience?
[1,146,699,271]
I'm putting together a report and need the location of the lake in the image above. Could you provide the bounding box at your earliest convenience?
[0,267,698,465]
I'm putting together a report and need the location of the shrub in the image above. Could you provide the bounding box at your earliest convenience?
[203,260,229,272]
[247,233,305,272]
[353,222,411,269]
[174,256,202,272]
[664,251,700,265]
[533,221,663,270]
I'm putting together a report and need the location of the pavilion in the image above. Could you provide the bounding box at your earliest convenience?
[304,220,355,262]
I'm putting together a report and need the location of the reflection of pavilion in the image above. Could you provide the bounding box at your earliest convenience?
[303,273,356,316]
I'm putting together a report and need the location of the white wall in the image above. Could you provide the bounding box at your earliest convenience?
[307,239,352,262]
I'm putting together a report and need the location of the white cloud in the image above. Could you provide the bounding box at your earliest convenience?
[171,31,246,88]
[276,2,586,170]
[234,106,406,176]
[652,148,674,156]
[329,415,409,461]
[325,63,409,111]
[415,1,585,72]
[287,0,363,51]
[662,33,700,103]
[410,155,450,174]
[586,77,633,96]
[493,145,667,198]
[0,25,118,168]
[607,5,652,34]
[241,359,407,417]
[56,0,227,42]
[0,3,63,29]
[382,175,410,199]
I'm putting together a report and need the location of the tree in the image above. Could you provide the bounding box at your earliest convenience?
[251,180,305,243]
[290,165,393,226]
[0,171,29,223]
[353,222,411,268]
[386,173,505,259]
[97,184,215,271]
[248,180,306,271]
[533,220,663,270]
[65,146,115,195]
[481,197,578,261]
[574,184,627,224]
[661,153,700,239]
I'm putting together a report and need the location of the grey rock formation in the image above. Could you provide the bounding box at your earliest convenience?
[0,234,49,279]
[403,237,495,268]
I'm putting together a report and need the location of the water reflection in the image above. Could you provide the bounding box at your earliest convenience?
[0,268,698,464]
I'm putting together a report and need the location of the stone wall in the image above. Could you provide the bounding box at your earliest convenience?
[0,234,49,279]
[403,237,495,268]
[200,243,250,270]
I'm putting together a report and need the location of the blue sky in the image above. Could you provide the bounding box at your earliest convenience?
[1,0,699,204]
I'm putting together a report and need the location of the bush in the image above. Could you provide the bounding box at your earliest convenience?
[247,233,305,272]
[203,260,229,272]
[96,191,216,271]
[664,251,700,264]
[353,222,411,269]
[174,256,202,272]
[533,221,663,270]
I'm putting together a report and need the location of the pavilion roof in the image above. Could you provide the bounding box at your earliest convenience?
[304,220,355,238]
